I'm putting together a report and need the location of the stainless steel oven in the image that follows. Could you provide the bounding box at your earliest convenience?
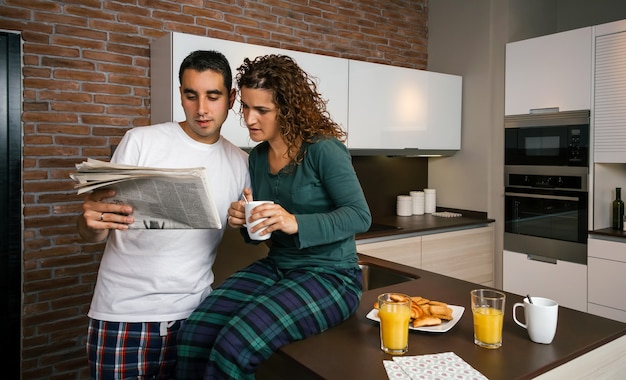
[504,110,590,265]
[504,166,588,265]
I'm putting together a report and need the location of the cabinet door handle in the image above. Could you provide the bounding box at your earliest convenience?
[527,254,557,264]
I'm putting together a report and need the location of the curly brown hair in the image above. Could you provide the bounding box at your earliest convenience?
[235,54,347,164]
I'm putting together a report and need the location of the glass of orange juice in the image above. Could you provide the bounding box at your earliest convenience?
[471,289,506,349]
[377,293,411,354]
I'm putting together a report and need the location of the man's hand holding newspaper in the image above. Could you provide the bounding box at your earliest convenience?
[70,159,222,229]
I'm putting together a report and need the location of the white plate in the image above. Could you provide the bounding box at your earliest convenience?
[366,305,465,333]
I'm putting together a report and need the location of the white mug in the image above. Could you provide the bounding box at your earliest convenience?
[244,201,274,240]
[513,297,558,344]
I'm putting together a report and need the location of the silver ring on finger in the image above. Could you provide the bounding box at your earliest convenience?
[99,212,104,222]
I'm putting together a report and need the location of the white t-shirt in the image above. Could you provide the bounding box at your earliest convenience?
[88,122,250,322]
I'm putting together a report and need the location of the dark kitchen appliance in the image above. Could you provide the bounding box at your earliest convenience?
[505,110,589,167]
[504,110,590,265]
[504,166,588,264]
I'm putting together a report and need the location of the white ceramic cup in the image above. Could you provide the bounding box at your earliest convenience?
[244,201,274,240]
[410,191,425,215]
[396,195,412,216]
[513,297,558,344]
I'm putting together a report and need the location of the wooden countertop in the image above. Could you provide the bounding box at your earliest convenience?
[256,255,626,380]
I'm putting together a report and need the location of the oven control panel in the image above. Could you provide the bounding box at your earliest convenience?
[568,128,584,162]
[508,174,584,191]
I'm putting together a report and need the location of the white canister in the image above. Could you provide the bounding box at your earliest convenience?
[410,191,425,215]
[396,195,413,216]
[424,188,436,214]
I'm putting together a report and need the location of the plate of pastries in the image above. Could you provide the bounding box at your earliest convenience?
[367,296,464,333]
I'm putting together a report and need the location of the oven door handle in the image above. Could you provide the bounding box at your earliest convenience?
[505,192,580,202]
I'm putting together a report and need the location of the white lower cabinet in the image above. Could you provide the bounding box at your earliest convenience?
[357,236,422,268]
[422,225,494,286]
[357,224,494,286]
[587,236,626,323]
[503,250,587,312]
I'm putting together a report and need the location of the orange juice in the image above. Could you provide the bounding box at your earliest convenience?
[379,302,411,352]
[473,306,504,346]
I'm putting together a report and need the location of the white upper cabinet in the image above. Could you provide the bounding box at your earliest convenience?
[151,32,349,149]
[505,27,592,115]
[593,19,626,163]
[347,59,462,152]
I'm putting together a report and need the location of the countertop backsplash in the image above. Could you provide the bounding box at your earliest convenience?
[352,155,428,218]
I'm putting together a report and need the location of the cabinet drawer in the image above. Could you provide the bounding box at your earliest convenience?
[422,225,494,285]
[587,303,626,323]
[356,236,422,268]
[588,257,626,311]
[588,237,626,261]
[503,250,587,312]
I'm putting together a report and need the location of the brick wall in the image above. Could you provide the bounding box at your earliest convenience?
[0,0,428,378]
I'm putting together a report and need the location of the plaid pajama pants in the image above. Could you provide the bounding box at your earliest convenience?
[86,319,182,380]
[176,257,363,380]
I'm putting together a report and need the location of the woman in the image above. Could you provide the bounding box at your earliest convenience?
[176,54,371,379]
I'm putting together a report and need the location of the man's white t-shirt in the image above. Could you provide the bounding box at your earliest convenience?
[88,122,250,322]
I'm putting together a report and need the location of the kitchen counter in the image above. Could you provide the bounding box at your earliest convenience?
[213,211,494,286]
[356,209,495,241]
[256,255,626,380]
[590,227,626,240]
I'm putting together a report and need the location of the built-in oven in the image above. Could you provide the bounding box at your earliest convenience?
[504,166,588,265]
[504,110,590,265]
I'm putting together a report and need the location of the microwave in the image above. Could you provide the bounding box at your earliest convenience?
[505,110,590,167]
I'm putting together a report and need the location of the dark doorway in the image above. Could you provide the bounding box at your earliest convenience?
[1,31,22,378]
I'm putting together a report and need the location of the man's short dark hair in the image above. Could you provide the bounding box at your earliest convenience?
[178,50,232,91]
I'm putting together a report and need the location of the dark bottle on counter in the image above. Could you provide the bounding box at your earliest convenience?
[612,187,624,230]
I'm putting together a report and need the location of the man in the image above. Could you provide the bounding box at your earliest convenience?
[77,50,250,379]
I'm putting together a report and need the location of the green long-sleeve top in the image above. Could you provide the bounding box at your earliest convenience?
[247,137,372,270]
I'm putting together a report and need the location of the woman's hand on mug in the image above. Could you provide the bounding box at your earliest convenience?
[250,203,298,235]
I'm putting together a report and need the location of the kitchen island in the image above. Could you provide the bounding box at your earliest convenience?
[256,255,626,380]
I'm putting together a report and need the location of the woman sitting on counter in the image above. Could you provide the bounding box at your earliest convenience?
[176,54,372,379]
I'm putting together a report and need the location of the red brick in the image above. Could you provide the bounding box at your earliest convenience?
[51,35,105,50]
[90,18,139,34]
[22,110,79,123]
[51,102,105,114]
[108,73,150,87]
[83,50,133,65]
[94,94,143,106]
[34,11,88,27]
[105,0,154,15]
[81,115,132,126]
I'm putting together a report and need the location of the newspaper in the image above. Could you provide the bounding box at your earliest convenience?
[70,158,222,229]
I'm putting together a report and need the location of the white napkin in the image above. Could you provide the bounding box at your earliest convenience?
[383,352,488,380]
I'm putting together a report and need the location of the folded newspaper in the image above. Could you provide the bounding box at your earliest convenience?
[70,158,222,229]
